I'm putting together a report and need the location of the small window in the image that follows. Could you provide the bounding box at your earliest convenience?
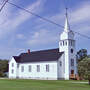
[21,66,24,72]
[12,69,14,74]
[12,63,14,67]
[71,59,74,66]
[69,41,71,46]
[29,65,31,72]
[71,49,74,53]
[60,61,62,66]
[60,42,62,46]
[46,64,49,72]
[65,41,67,46]
[37,65,40,72]
[17,64,19,68]
[63,41,64,46]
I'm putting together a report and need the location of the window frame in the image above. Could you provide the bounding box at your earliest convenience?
[21,66,24,72]
[11,69,14,74]
[71,49,74,53]
[46,64,49,72]
[29,65,31,72]
[60,42,62,46]
[12,63,14,67]
[37,65,40,72]
[63,41,64,46]
[65,41,67,46]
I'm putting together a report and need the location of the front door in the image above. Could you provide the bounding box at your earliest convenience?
[71,70,74,74]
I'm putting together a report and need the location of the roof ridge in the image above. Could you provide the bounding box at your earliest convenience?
[31,48,59,53]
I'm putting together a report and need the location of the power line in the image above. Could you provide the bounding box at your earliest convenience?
[0,0,8,12]
[7,1,90,40]
[74,31,90,39]
[63,0,90,39]
[7,1,64,29]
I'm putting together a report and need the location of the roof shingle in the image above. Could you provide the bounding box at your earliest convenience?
[13,48,64,63]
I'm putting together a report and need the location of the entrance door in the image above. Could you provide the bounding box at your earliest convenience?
[70,70,75,79]
[71,70,74,74]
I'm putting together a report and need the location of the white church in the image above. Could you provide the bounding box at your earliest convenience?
[9,11,77,80]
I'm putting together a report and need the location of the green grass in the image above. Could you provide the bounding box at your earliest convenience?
[0,79,90,90]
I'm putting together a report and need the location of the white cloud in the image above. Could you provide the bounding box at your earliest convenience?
[70,2,90,24]
[34,1,90,37]
[17,34,25,39]
[11,0,42,28]
[0,0,43,38]
[27,29,58,46]
[0,0,90,59]
[28,1,90,48]
[34,12,64,30]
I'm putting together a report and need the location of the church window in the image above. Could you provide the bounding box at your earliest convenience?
[71,59,74,66]
[12,63,14,67]
[71,49,74,53]
[60,42,62,46]
[11,69,14,74]
[65,41,67,46]
[60,61,62,66]
[63,41,64,46]
[21,66,24,72]
[17,64,19,68]
[69,41,71,46]
[46,64,49,72]
[29,65,31,72]
[37,65,40,72]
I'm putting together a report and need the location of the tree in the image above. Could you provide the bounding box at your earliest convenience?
[0,60,8,77]
[78,57,90,85]
[77,49,87,62]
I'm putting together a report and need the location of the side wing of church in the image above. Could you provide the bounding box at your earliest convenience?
[9,49,65,80]
[9,11,77,80]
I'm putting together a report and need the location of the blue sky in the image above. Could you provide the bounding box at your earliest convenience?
[0,0,90,59]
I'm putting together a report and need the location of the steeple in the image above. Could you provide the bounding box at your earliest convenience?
[64,8,70,32]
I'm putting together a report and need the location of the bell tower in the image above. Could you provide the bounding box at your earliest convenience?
[59,8,77,80]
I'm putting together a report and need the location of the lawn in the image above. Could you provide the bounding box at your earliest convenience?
[0,79,90,90]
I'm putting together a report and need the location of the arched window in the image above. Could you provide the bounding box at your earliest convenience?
[60,42,62,46]
[63,41,64,46]
[69,41,71,46]
[66,41,67,46]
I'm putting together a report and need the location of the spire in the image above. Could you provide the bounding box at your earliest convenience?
[64,8,70,32]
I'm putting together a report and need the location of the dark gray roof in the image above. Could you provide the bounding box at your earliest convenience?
[13,48,64,63]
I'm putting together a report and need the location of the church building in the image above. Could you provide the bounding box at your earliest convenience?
[9,11,77,80]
